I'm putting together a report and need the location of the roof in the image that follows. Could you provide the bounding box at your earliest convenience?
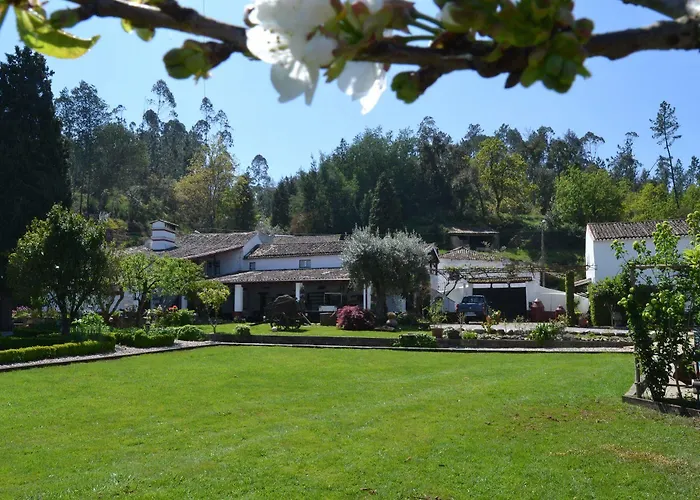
[129,232,255,259]
[447,227,498,235]
[470,276,533,284]
[247,235,345,259]
[214,268,350,284]
[588,220,689,240]
[441,247,506,262]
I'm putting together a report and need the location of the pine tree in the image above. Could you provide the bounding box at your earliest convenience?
[368,173,402,234]
[0,46,71,331]
[650,101,682,208]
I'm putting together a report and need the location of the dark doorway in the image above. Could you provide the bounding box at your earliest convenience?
[258,292,268,317]
[478,287,527,320]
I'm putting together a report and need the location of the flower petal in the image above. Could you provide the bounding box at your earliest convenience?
[337,61,383,100]
[246,25,291,64]
[270,61,309,103]
[361,0,384,14]
[303,34,337,67]
[359,70,387,114]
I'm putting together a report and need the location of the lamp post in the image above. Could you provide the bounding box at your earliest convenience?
[540,219,546,286]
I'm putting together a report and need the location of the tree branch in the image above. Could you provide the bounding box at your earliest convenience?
[622,0,700,19]
[66,0,700,81]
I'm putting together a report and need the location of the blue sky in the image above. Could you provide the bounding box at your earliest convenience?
[1,1,698,182]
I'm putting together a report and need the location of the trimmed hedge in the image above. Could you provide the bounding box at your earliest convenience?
[0,339,116,365]
[113,328,177,348]
[0,334,74,351]
[174,325,207,341]
[11,324,61,338]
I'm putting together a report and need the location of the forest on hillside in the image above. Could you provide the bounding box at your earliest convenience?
[4,46,700,265]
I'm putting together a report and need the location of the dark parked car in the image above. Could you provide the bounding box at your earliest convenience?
[456,295,490,322]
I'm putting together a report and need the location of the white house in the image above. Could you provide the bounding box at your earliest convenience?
[585,220,692,283]
[129,222,377,320]
[432,247,588,317]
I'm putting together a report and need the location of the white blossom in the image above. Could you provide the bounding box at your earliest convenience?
[245,0,387,112]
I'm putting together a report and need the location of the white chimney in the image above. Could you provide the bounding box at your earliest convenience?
[151,220,178,251]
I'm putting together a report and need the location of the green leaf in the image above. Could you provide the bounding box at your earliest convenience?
[15,8,99,59]
[49,9,82,30]
[136,27,155,41]
[121,19,133,33]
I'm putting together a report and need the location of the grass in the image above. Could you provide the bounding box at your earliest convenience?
[212,322,406,338]
[1,348,699,498]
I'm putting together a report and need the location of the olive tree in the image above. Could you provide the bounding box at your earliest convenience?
[341,227,429,320]
[8,205,111,335]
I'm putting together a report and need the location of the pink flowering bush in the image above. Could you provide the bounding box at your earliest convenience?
[336,306,375,331]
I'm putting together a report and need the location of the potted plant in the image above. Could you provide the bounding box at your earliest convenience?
[425,298,447,338]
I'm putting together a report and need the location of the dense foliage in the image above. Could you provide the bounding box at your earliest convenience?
[7,206,111,335]
[616,217,700,401]
[0,46,71,331]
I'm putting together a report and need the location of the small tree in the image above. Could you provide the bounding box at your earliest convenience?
[120,253,203,324]
[342,227,429,321]
[8,205,110,335]
[197,281,230,334]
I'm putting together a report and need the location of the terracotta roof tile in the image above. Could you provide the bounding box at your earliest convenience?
[588,220,689,240]
[248,236,345,259]
[214,268,350,284]
[128,232,254,259]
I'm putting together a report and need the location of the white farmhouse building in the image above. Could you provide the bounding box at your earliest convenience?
[128,221,377,320]
[431,247,587,318]
[585,220,691,283]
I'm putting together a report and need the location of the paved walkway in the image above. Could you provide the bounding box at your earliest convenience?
[439,322,629,336]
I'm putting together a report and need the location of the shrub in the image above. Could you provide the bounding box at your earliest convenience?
[393,333,437,348]
[157,306,196,327]
[0,334,74,351]
[71,312,107,340]
[529,321,563,345]
[336,306,375,331]
[113,328,176,348]
[0,339,116,365]
[175,325,207,341]
[234,325,251,337]
[444,327,461,340]
[11,323,60,337]
[482,310,502,334]
[462,331,477,340]
[11,306,31,320]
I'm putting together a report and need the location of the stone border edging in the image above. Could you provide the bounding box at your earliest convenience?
[622,384,700,417]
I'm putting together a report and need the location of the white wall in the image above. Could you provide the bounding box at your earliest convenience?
[589,235,693,283]
[247,254,342,271]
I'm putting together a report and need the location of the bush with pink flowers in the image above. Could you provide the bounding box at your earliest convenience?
[336,306,375,331]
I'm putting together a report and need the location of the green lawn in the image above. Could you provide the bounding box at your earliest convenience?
[1,348,699,498]
[212,322,405,338]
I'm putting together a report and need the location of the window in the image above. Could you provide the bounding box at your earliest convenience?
[206,260,221,277]
[249,262,256,271]
[299,259,311,269]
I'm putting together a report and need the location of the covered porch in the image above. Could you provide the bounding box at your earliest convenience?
[215,268,372,321]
